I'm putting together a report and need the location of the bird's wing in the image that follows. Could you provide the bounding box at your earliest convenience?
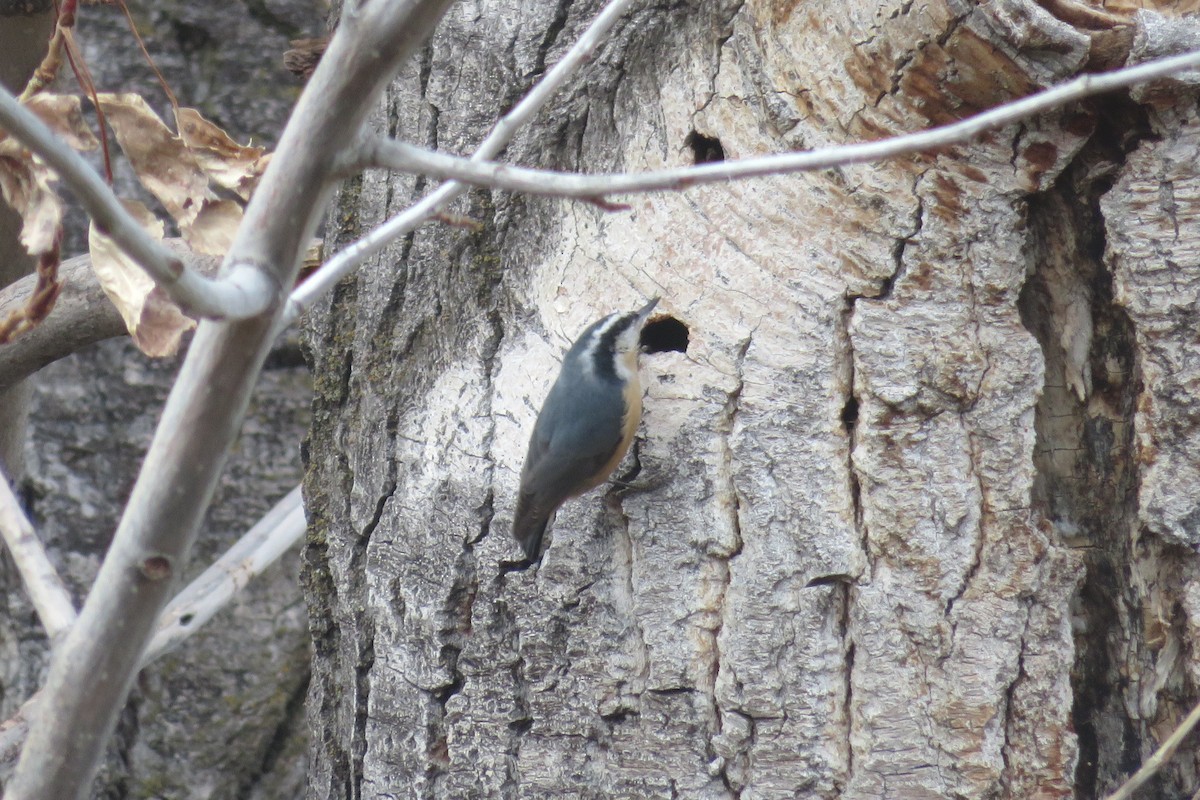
[522,411,623,506]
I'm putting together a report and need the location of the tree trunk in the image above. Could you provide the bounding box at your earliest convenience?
[303,1,1200,797]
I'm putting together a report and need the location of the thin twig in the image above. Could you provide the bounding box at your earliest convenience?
[1105,699,1200,800]
[18,21,65,101]
[286,22,1199,326]
[143,486,305,664]
[115,0,179,109]
[0,86,275,320]
[0,467,77,642]
[359,48,1200,199]
[0,486,306,770]
[282,0,639,325]
[55,3,116,185]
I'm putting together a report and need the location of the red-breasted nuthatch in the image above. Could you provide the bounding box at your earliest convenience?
[512,298,660,560]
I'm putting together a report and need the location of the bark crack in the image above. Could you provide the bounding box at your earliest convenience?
[840,584,855,791]
[839,295,866,564]
[942,214,992,618]
[708,332,750,798]
[427,539,475,798]
[351,619,375,800]
[532,0,574,81]
[943,414,987,618]
[428,278,506,795]
[500,594,531,800]
[693,0,743,119]
[609,444,652,691]
[998,597,1034,794]
[1015,99,1154,795]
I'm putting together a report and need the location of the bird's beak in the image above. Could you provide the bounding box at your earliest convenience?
[635,297,660,325]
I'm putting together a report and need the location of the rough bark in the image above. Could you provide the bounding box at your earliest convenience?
[304,0,1200,798]
[1,2,322,797]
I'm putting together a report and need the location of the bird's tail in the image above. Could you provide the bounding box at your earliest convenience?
[512,492,551,561]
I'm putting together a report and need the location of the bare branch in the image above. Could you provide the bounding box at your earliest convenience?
[0,240,221,391]
[1105,698,1200,800]
[0,86,274,320]
[0,466,76,642]
[283,0,639,325]
[0,486,305,772]
[286,23,1199,326]
[0,695,37,773]
[144,485,305,664]
[6,2,457,798]
[358,48,1200,200]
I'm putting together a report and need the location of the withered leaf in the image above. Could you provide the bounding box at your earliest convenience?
[23,94,99,151]
[94,93,211,230]
[186,198,242,256]
[174,107,269,200]
[0,155,62,258]
[0,94,96,259]
[89,199,195,357]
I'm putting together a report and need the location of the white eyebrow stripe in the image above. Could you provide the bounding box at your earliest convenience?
[579,313,622,382]
[590,313,625,340]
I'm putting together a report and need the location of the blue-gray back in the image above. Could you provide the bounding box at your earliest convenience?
[521,347,625,505]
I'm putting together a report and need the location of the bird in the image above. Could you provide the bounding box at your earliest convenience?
[511,298,660,561]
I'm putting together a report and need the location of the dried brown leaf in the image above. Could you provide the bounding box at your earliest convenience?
[0,157,62,258]
[0,95,95,259]
[89,199,195,357]
[174,107,268,200]
[21,94,98,151]
[185,198,242,256]
[94,93,211,229]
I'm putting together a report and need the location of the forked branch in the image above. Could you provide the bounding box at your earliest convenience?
[0,88,274,320]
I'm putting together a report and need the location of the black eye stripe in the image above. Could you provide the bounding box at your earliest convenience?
[587,313,636,379]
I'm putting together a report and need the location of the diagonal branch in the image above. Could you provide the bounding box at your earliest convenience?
[0,466,76,642]
[285,20,1200,326]
[357,47,1200,199]
[0,485,306,771]
[144,485,305,663]
[6,2,458,798]
[283,0,640,326]
[0,86,274,320]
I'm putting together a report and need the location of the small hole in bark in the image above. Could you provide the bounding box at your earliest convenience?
[641,316,689,354]
[841,396,859,430]
[806,573,855,588]
[685,130,725,163]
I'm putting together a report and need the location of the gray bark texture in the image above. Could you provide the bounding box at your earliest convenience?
[0,1,323,797]
[301,0,1200,798]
